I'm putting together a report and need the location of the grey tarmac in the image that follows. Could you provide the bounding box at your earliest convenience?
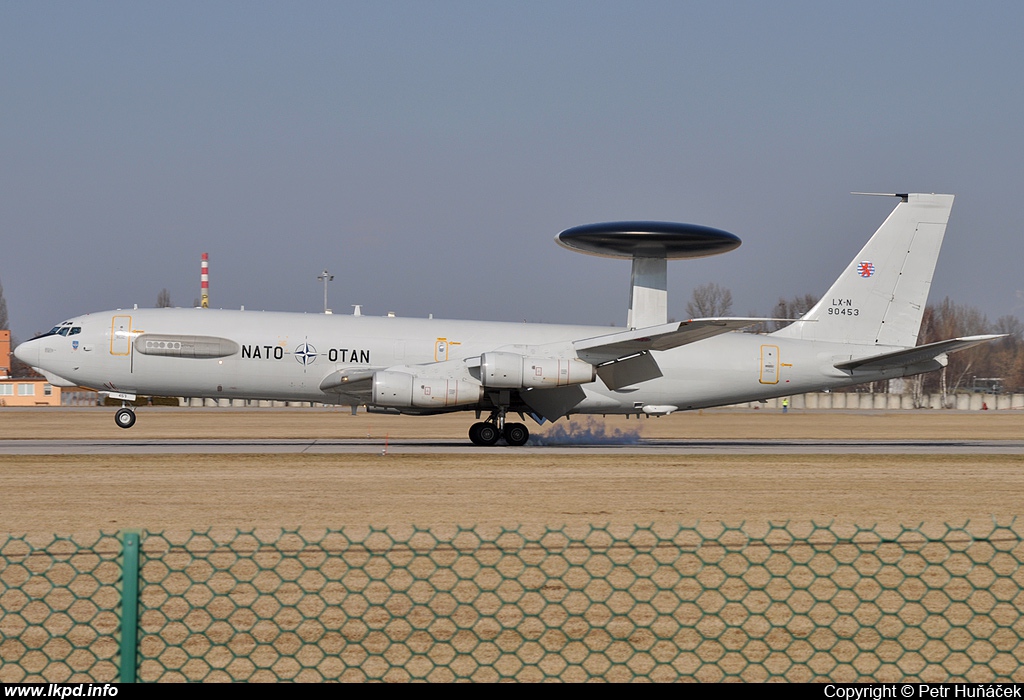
[2,437,1024,455]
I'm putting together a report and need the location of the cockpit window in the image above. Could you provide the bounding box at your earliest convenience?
[32,322,75,341]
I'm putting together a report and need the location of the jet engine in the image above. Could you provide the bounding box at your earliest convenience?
[371,371,483,408]
[480,352,595,389]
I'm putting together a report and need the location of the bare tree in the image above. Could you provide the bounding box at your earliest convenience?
[0,280,36,377]
[0,275,8,330]
[686,283,733,318]
[993,314,1024,343]
[156,289,172,308]
[768,294,819,331]
[917,297,993,402]
[989,315,1024,393]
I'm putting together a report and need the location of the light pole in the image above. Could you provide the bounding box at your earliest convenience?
[317,270,334,313]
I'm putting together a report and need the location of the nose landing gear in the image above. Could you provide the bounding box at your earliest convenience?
[114,406,136,429]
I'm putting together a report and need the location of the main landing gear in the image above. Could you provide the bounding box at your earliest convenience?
[114,406,136,429]
[468,409,530,447]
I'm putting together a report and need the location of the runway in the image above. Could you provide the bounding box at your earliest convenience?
[3,437,1023,455]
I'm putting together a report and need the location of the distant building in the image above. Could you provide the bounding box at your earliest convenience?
[0,330,63,406]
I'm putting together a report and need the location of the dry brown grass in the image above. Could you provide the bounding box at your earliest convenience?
[1,408,1022,534]
[3,406,1023,440]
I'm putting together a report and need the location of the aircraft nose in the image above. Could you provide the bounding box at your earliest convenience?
[13,339,39,368]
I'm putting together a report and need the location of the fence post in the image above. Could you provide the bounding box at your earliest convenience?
[119,529,141,683]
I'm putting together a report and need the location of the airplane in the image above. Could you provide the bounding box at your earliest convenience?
[14,192,1001,446]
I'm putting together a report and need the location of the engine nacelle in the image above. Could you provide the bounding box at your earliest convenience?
[480,352,596,389]
[371,371,483,408]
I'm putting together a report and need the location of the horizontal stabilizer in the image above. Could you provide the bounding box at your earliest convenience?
[834,335,1004,372]
[575,318,777,364]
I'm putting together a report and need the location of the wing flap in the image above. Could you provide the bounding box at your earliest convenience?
[595,351,663,390]
[520,385,587,422]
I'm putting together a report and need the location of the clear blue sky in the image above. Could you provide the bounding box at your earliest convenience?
[2,1,1022,339]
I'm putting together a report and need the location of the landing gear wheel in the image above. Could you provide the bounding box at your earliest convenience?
[503,422,530,446]
[477,423,500,445]
[469,422,500,446]
[115,407,136,429]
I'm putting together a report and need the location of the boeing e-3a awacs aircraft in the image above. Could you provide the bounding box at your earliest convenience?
[15,193,1000,446]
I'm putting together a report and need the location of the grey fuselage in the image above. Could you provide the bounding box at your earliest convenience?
[18,307,909,415]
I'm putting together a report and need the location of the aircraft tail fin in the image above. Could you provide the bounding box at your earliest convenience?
[771,193,954,348]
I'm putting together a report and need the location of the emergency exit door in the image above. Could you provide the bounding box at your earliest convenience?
[759,344,779,384]
[110,316,132,356]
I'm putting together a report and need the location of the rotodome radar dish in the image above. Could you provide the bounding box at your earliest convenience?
[556,221,741,259]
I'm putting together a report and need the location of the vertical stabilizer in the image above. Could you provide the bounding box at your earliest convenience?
[771,193,954,348]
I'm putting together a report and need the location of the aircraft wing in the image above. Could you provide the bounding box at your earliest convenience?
[318,316,785,402]
[574,318,771,364]
[834,335,1004,372]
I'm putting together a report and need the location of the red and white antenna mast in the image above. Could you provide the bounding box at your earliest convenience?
[200,253,209,308]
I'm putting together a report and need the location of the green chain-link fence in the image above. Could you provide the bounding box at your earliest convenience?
[2,521,1023,682]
